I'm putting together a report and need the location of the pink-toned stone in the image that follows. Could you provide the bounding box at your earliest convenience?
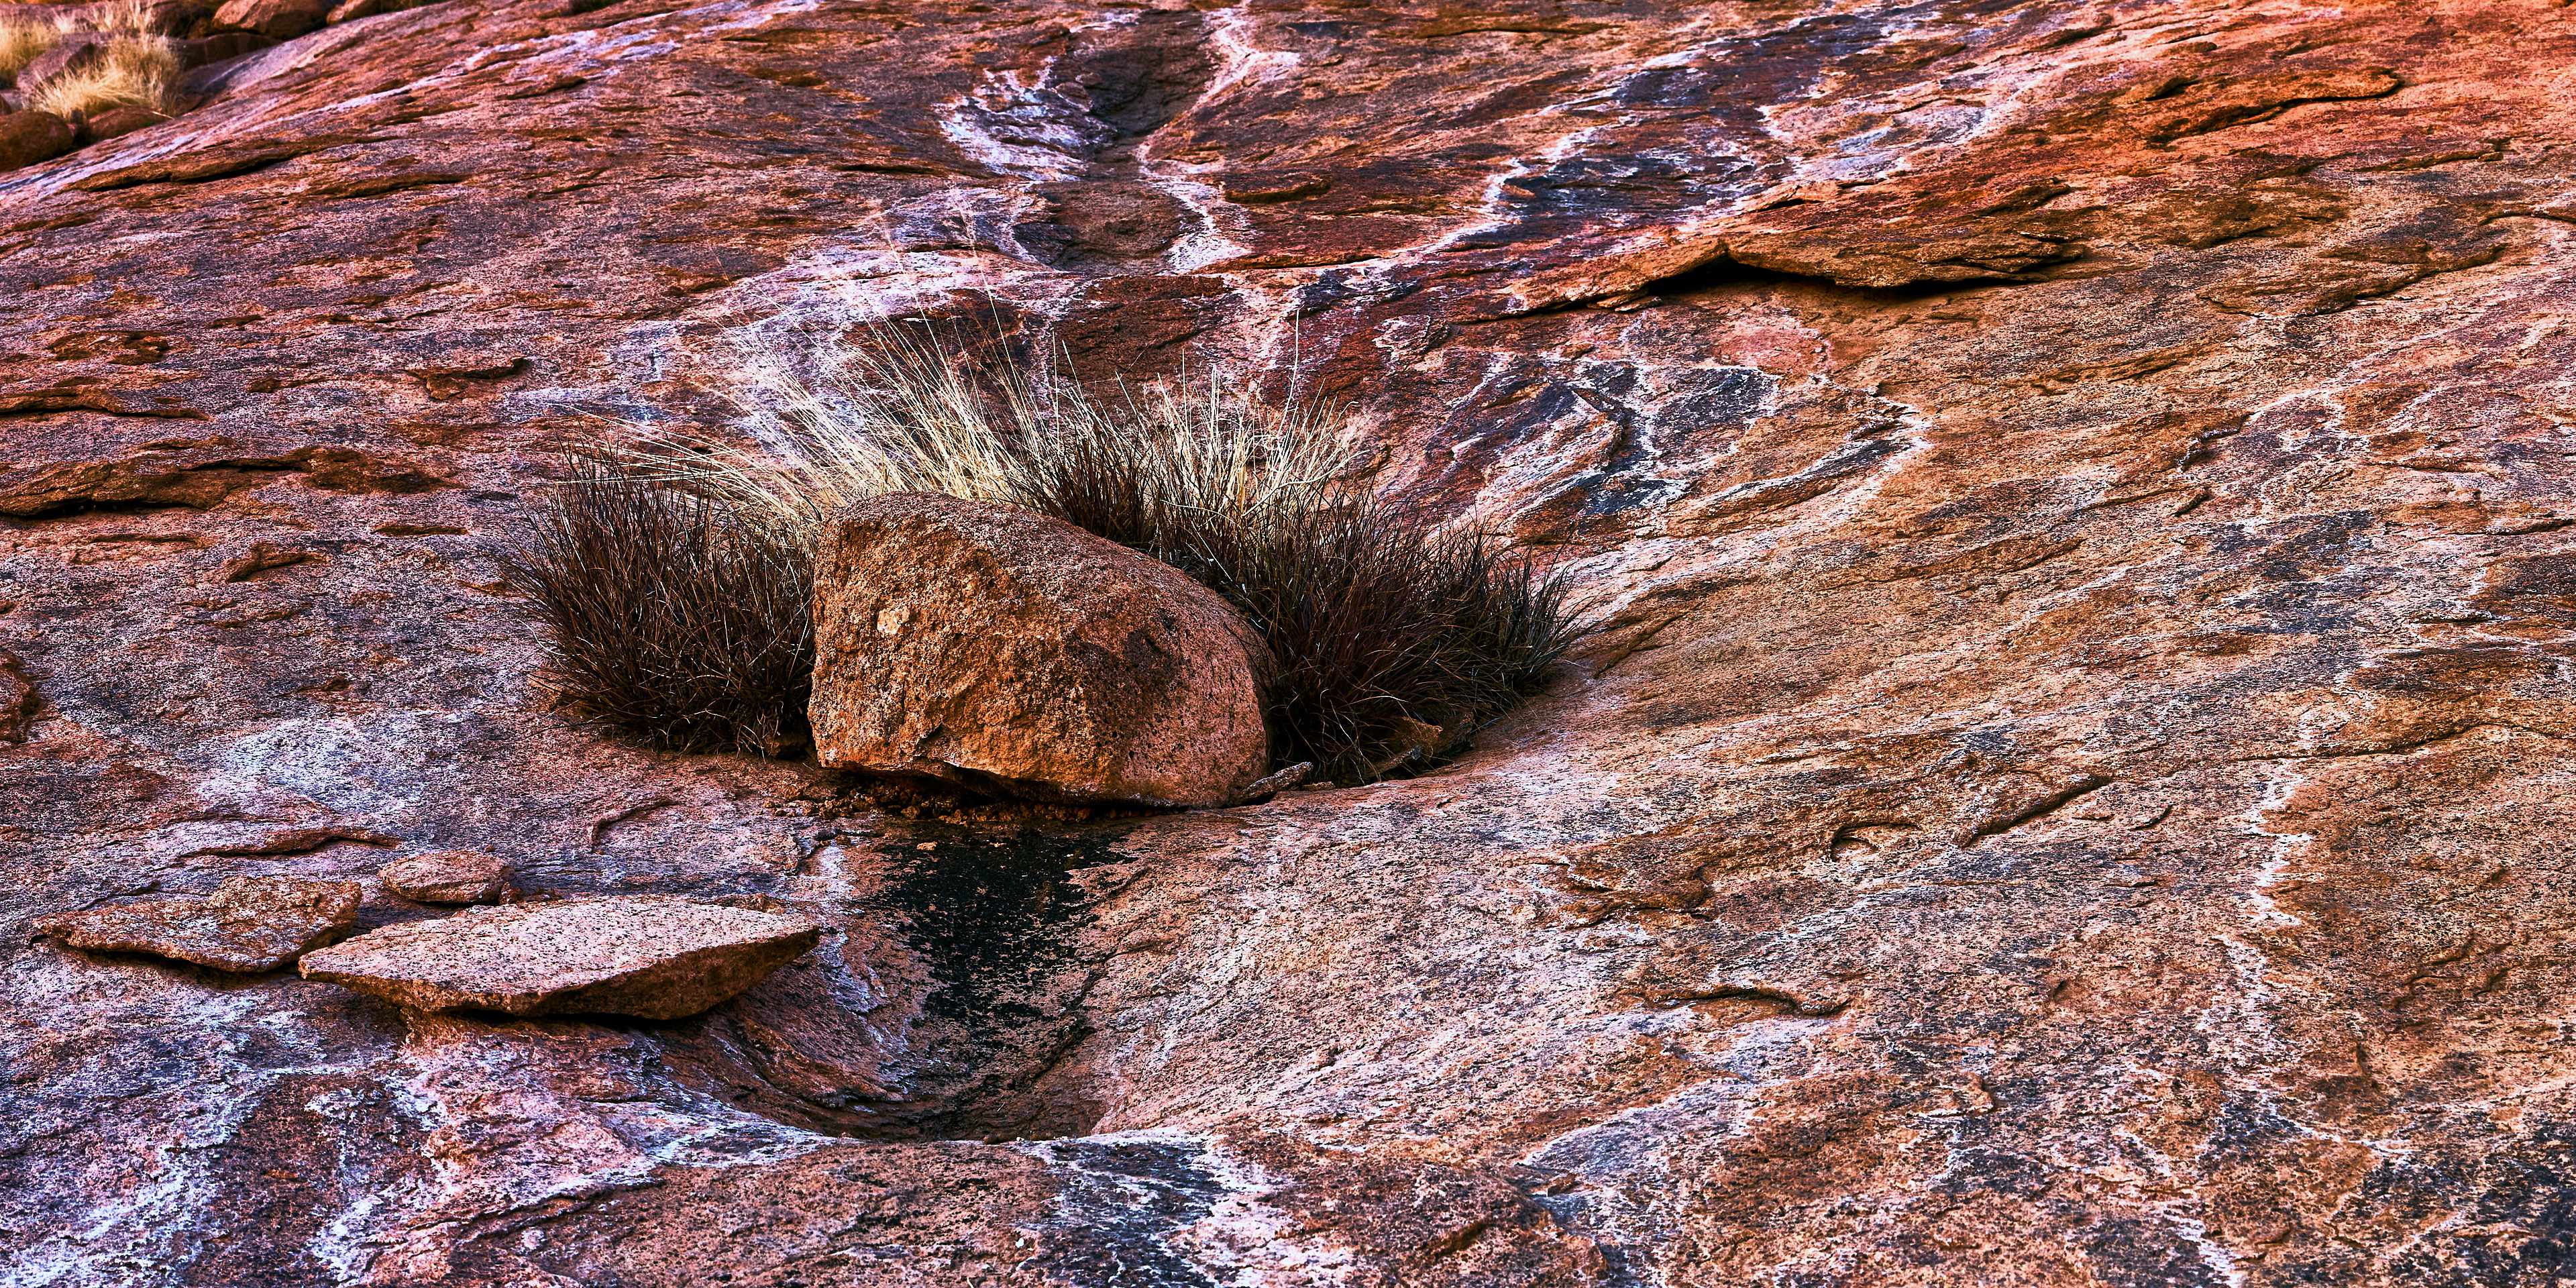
[298,896,820,1019]
[809,492,1271,808]
[378,848,509,904]
[34,876,361,971]
[209,0,325,41]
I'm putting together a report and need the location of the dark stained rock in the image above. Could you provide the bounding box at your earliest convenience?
[33,877,361,971]
[127,0,219,37]
[0,110,72,171]
[174,30,269,66]
[209,539,317,582]
[299,896,820,1018]
[81,105,167,143]
[809,493,1271,808]
[323,0,431,23]
[376,849,508,904]
[0,651,36,742]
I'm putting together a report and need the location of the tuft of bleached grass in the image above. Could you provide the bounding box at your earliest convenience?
[0,11,70,78]
[636,317,1356,561]
[81,0,166,34]
[26,32,178,118]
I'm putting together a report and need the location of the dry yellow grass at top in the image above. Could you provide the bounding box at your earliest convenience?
[80,0,165,34]
[25,32,178,117]
[0,10,70,77]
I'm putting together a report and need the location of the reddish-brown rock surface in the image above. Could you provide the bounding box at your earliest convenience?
[4,0,2575,1283]
[810,492,1273,808]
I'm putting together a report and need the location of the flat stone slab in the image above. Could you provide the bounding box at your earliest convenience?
[379,849,511,904]
[34,876,362,973]
[298,896,821,1020]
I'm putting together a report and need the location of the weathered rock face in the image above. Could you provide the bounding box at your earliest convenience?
[32,876,360,971]
[377,848,508,904]
[810,492,1271,808]
[7,0,2576,1283]
[299,896,821,1018]
[0,112,74,171]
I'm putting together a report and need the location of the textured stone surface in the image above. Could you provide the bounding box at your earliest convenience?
[32,876,360,971]
[299,896,820,1018]
[377,848,508,904]
[3,0,2576,1283]
[811,492,1271,808]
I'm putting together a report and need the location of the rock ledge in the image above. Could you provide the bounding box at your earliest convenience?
[34,876,362,973]
[297,895,821,1019]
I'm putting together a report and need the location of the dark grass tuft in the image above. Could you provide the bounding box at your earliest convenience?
[1015,432,1587,784]
[495,458,815,757]
[1179,498,1585,785]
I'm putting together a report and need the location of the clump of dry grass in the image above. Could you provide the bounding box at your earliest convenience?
[634,320,1352,556]
[26,32,178,118]
[496,458,816,757]
[81,0,166,35]
[571,318,1586,783]
[0,11,70,78]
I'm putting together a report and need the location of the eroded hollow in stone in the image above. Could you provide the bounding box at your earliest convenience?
[656,826,1133,1143]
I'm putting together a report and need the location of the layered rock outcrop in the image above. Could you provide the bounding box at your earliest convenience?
[4,0,2575,1284]
[809,492,1272,808]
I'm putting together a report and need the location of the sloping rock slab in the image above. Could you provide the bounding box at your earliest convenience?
[810,492,1271,808]
[34,876,361,972]
[298,896,820,1020]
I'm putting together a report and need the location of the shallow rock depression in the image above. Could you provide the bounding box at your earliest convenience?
[5,1,2576,1285]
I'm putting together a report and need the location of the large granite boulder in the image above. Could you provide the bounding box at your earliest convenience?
[297,896,820,1019]
[808,492,1271,808]
[33,876,361,972]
